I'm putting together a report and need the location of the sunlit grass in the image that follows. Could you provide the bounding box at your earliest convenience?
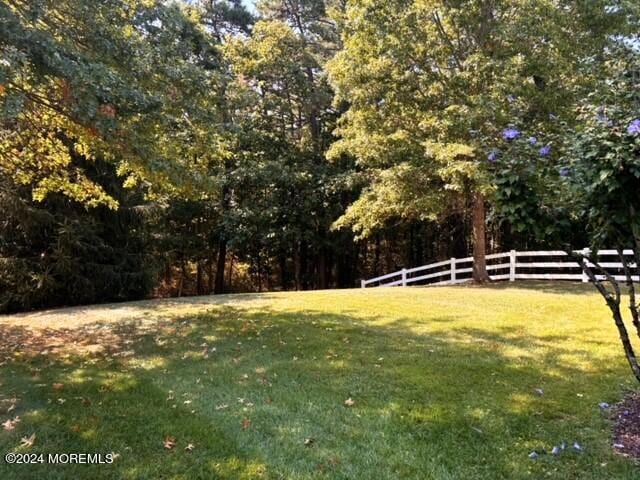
[0,282,638,479]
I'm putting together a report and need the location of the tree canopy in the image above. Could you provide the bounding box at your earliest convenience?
[1,0,639,321]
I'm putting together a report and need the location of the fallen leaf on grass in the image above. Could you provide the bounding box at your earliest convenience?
[2,416,20,431]
[52,383,64,391]
[185,443,195,452]
[20,433,36,447]
[344,398,355,407]
[304,437,315,447]
[241,418,251,430]
[164,436,177,449]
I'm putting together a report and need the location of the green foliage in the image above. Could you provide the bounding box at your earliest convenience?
[0,0,228,206]
[222,5,359,288]
[0,164,158,313]
[564,45,640,248]
[327,0,630,235]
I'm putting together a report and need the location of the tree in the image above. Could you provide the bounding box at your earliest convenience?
[0,0,229,207]
[0,0,237,306]
[0,161,157,313]
[223,3,356,290]
[489,20,640,382]
[561,43,640,382]
[327,0,625,281]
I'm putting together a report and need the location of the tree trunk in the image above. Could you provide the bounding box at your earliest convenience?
[164,261,172,286]
[294,240,301,290]
[472,192,490,283]
[318,247,327,289]
[177,260,186,297]
[300,240,309,290]
[214,239,226,294]
[374,235,381,276]
[207,253,214,293]
[579,252,640,383]
[279,253,288,290]
[226,253,234,290]
[257,256,262,292]
[611,306,640,382]
[196,261,203,295]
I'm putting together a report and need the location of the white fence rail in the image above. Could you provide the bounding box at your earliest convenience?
[361,249,639,288]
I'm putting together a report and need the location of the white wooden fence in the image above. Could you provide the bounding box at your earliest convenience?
[361,249,639,288]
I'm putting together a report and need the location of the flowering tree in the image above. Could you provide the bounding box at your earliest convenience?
[495,42,640,381]
[560,45,640,381]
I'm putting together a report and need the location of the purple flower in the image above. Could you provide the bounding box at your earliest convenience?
[528,136,538,145]
[539,145,551,157]
[559,166,570,177]
[502,127,520,141]
[627,119,640,135]
[487,149,500,162]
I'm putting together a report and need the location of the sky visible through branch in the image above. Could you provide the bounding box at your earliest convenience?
[242,0,256,14]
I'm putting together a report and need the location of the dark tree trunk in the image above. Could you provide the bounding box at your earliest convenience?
[472,192,490,283]
[164,261,172,286]
[207,253,214,293]
[214,239,226,294]
[318,247,327,289]
[374,235,381,276]
[279,253,288,290]
[294,240,301,290]
[196,260,203,295]
[177,260,186,297]
[226,253,234,290]
[300,240,309,289]
[257,256,262,292]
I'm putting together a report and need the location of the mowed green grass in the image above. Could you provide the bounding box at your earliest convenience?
[0,282,638,479]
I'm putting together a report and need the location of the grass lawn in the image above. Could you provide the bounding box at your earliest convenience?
[0,282,638,479]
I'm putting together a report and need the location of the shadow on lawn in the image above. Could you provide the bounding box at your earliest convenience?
[0,292,278,324]
[0,305,636,479]
[483,280,597,296]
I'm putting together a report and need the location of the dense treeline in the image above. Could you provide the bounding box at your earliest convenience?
[0,0,637,312]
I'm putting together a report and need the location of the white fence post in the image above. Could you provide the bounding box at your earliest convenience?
[582,247,590,283]
[360,248,638,288]
[450,258,456,283]
[509,250,516,282]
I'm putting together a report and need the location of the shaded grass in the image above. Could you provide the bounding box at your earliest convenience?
[0,282,638,479]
